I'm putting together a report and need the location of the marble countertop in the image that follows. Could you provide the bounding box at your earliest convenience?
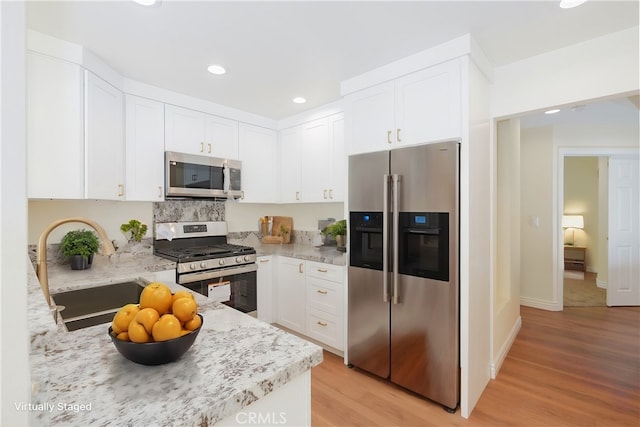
[228,235,346,266]
[28,252,323,426]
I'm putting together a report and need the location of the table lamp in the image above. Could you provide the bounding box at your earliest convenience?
[562,215,584,245]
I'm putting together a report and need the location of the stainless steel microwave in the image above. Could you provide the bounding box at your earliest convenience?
[165,151,242,199]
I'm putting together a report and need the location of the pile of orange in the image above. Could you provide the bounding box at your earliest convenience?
[111,282,201,343]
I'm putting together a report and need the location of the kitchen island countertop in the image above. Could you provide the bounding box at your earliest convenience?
[27,252,322,426]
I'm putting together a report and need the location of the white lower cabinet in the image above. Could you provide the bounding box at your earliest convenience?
[276,257,306,333]
[274,257,344,351]
[256,256,274,323]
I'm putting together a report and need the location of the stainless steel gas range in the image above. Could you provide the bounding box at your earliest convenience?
[153,221,257,314]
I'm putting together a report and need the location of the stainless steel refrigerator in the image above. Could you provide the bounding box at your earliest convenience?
[347,140,459,411]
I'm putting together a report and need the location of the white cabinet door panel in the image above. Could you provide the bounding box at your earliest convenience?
[164,105,205,155]
[239,124,277,203]
[328,113,346,202]
[27,52,84,199]
[125,95,165,201]
[395,59,462,145]
[257,256,274,323]
[84,71,124,200]
[276,257,306,333]
[205,115,239,159]
[279,127,302,203]
[344,81,394,155]
[300,118,329,202]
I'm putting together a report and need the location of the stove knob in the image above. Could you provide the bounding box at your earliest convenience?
[219,259,225,266]
[190,263,197,270]
[236,256,243,263]
[200,262,207,269]
[244,256,250,262]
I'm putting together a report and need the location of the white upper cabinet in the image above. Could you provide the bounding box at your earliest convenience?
[238,124,278,203]
[300,118,330,202]
[344,81,395,155]
[205,115,239,159]
[165,104,239,159]
[344,58,461,154]
[394,59,461,146]
[27,52,85,199]
[279,126,302,203]
[84,71,125,200]
[279,112,346,203]
[125,95,165,201]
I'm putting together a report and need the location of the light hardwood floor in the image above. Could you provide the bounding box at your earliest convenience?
[311,306,640,426]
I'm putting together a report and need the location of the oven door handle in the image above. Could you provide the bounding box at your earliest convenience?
[178,264,258,284]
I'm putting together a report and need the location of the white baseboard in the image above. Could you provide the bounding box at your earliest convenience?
[520,296,562,311]
[491,315,521,379]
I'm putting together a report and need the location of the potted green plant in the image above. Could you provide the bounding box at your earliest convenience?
[120,219,148,243]
[321,219,347,248]
[60,229,100,270]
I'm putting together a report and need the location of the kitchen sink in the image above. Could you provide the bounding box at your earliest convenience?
[51,280,147,331]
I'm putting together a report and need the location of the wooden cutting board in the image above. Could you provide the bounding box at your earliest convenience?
[271,216,293,244]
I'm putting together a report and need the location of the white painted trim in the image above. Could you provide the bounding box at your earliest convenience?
[491,315,521,379]
[556,147,639,310]
[27,29,83,64]
[340,34,472,96]
[520,296,562,311]
[596,278,608,289]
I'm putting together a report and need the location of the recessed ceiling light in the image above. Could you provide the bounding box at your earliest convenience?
[545,109,561,115]
[559,0,587,9]
[207,65,226,75]
[292,97,306,104]
[132,0,160,6]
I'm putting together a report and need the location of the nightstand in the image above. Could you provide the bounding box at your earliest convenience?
[564,246,586,272]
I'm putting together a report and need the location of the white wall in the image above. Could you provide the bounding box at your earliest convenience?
[520,126,556,306]
[492,27,639,118]
[518,122,638,309]
[564,157,599,270]
[0,1,30,425]
[493,119,522,377]
[226,202,344,232]
[28,200,153,245]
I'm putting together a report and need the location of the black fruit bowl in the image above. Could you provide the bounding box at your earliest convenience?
[108,314,203,365]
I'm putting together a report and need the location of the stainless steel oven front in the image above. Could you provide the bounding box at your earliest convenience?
[178,264,258,315]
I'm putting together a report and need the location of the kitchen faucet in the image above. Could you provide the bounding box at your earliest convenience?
[36,217,116,308]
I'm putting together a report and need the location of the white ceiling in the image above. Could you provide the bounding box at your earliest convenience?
[26,1,639,120]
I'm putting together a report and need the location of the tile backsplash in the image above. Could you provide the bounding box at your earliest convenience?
[153,200,225,223]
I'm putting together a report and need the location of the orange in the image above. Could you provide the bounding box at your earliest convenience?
[135,307,160,334]
[183,314,202,331]
[171,290,195,305]
[139,282,173,315]
[128,319,152,343]
[112,304,140,334]
[172,297,197,323]
[180,329,192,337]
[152,314,182,342]
[116,331,130,341]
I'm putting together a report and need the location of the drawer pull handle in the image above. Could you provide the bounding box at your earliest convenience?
[317,290,328,295]
[317,268,328,273]
[299,263,304,274]
[387,130,392,144]
[259,259,270,263]
[317,321,328,327]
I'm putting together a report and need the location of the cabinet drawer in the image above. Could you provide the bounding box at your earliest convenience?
[306,261,344,283]
[306,308,343,350]
[306,277,342,316]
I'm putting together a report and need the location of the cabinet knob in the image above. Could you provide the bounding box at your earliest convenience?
[118,184,124,197]
[208,143,212,154]
[396,128,402,142]
[387,130,392,144]
[329,189,333,199]
[298,263,304,274]
[200,142,204,152]
[296,191,300,201]
[323,189,327,199]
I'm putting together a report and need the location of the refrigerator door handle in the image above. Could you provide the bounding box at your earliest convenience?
[382,174,390,303]
[392,173,400,304]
